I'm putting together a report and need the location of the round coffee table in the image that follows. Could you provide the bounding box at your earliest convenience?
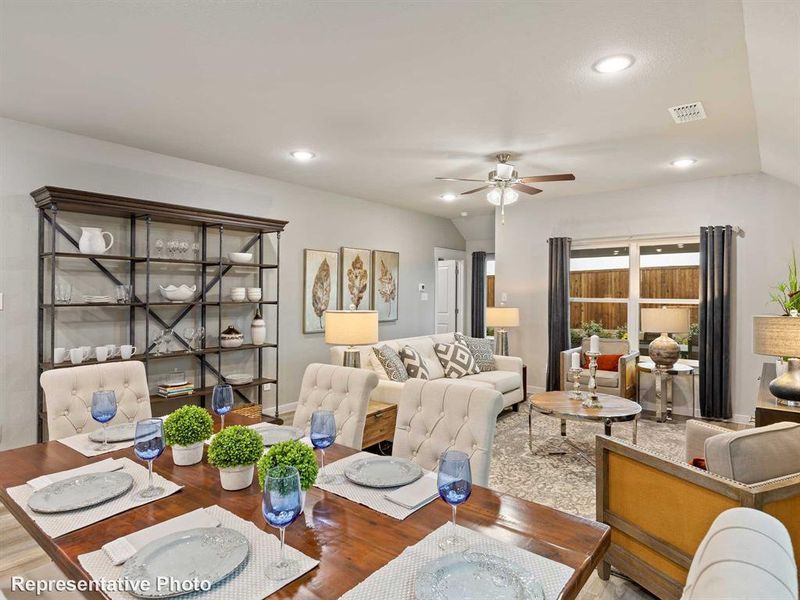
[528,391,641,463]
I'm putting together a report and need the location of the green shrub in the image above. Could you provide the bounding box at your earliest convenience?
[257,440,318,491]
[163,405,214,447]
[208,425,264,468]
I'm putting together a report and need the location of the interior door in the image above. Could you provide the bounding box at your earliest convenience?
[435,260,463,334]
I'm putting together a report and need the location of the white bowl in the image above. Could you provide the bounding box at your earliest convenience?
[159,284,197,302]
[229,252,253,264]
[246,288,262,301]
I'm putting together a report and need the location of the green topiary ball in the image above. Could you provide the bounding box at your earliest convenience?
[208,425,264,468]
[163,405,214,447]
[257,440,318,491]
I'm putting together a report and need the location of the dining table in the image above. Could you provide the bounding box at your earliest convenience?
[0,412,610,599]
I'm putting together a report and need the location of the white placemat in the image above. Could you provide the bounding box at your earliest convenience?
[6,457,182,538]
[313,452,437,520]
[58,432,135,457]
[79,505,319,600]
[339,523,575,600]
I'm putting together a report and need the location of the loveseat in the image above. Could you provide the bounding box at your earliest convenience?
[329,332,524,409]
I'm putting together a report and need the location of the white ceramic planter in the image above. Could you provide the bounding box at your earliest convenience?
[218,464,255,491]
[172,442,204,466]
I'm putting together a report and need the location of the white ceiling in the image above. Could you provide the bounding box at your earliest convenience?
[0,1,770,218]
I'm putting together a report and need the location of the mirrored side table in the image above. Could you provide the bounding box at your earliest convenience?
[637,361,696,422]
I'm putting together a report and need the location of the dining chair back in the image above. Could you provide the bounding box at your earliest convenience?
[392,379,503,486]
[292,363,378,449]
[40,361,152,441]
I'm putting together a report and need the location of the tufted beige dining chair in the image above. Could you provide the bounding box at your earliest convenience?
[292,363,379,450]
[392,379,503,487]
[40,361,152,441]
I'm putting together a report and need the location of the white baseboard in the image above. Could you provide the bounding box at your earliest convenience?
[527,385,545,395]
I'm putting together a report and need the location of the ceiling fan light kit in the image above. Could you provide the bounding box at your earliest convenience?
[435,153,575,224]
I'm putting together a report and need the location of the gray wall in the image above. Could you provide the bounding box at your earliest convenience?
[495,172,800,420]
[0,118,465,449]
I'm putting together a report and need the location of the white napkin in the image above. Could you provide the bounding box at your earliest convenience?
[383,472,439,510]
[26,458,122,491]
[101,507,220,565]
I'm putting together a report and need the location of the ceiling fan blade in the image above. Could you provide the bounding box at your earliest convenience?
[519,173,576,183]
[460,185,490,195]
[512,183,543,195]
[435,177,486,182]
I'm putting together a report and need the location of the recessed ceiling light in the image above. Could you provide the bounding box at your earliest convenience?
[656,248,663,253]
[677,243,685,249]
[592,54,634,74]
[460,212,469,217]
[670,158,697,168]
[290,150,315,161]
[440,193,457,202]
[613,250,620,255]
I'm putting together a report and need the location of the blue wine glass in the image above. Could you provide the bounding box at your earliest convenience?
[133,419,165,500]
[437,450,472,552]
[91,390,117,451]
[212,383,234,430]
[262,466,302,580]
[309,410,336,484]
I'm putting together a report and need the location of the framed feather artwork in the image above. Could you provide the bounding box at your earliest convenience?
[372,250,399,322]
[340,247,372,311]
[303,249,339,333]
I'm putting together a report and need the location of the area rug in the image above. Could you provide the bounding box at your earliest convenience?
[488,405,686,520]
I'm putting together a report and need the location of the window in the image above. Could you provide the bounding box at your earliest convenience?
[569,238,699,358]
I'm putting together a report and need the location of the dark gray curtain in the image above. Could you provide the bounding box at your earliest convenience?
[699,226,734,419]
[546,238,571,391]
[471,251,487,337]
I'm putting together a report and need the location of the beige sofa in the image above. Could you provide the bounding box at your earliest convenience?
[560,337,638,399]
[330,332,524,409]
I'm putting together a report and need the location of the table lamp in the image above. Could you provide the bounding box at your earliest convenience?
[324,310,378,368]
[753,315,800,406]
[641,307,690,369]
[486,306,519,356]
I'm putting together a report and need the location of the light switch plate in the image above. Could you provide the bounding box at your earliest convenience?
[418,283,426,292]
[420,292,429,301]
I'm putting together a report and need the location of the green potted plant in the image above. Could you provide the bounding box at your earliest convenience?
[163,405,214,466]
[257,439,318,511]
[208,425,264,490]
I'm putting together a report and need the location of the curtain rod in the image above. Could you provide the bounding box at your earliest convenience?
[565,227,743,246]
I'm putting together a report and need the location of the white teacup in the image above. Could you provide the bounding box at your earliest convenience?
[79,345,93,359]
[246,287,262,301]
[120,345,137,360]
[105,344,118,358]
[69,347,90,364]
[54,347,67,364]
[95,346,109,362]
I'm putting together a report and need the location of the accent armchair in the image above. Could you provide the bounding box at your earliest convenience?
[596,421,800,599]
[560,338,638,399]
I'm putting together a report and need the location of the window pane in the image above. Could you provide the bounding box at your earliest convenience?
[569,301,628,347]
[639,302,699,360]
[640,242,700,299]
[570,246,629,298]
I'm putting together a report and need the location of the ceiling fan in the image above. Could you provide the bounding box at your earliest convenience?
[436,153,575,223]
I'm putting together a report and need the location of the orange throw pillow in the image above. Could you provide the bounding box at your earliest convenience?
[582,353,624,372]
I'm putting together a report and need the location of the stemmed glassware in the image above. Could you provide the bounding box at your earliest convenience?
[310,410,336,484]
[191,242,200,258]
[262,466,302,580]
[133,419,165,500]
[212,383,234,430]
[437,450,472,552]
[179,241,189,256]
[91,390,117,451]
[182,327,195,352]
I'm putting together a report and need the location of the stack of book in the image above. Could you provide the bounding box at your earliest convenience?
[156,382,194,398]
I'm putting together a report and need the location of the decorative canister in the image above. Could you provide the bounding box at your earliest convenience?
[220,325,244,348]
[251,309,266,345]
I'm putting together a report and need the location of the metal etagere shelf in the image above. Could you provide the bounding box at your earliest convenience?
[33,186,288,442]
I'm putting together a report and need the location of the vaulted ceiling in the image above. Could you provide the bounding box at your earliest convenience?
[1,1,794,218]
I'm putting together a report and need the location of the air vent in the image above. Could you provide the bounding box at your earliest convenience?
[668,102,707,124]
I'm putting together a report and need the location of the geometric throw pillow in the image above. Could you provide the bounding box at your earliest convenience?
[434,340,480,379]
[399,346,430,380]
[455,333,495,372]
[372,345,409,382]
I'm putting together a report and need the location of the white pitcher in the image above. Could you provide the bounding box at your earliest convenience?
[79,227,114,254]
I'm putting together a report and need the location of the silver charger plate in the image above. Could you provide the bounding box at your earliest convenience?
[415,551,545,600]
[88,422,137,443]
[252,424,304,446]
[344,457,423,488]
[27,471,134,514]
[122,527,249,598]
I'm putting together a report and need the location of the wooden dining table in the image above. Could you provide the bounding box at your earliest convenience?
[0,413,610,599]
